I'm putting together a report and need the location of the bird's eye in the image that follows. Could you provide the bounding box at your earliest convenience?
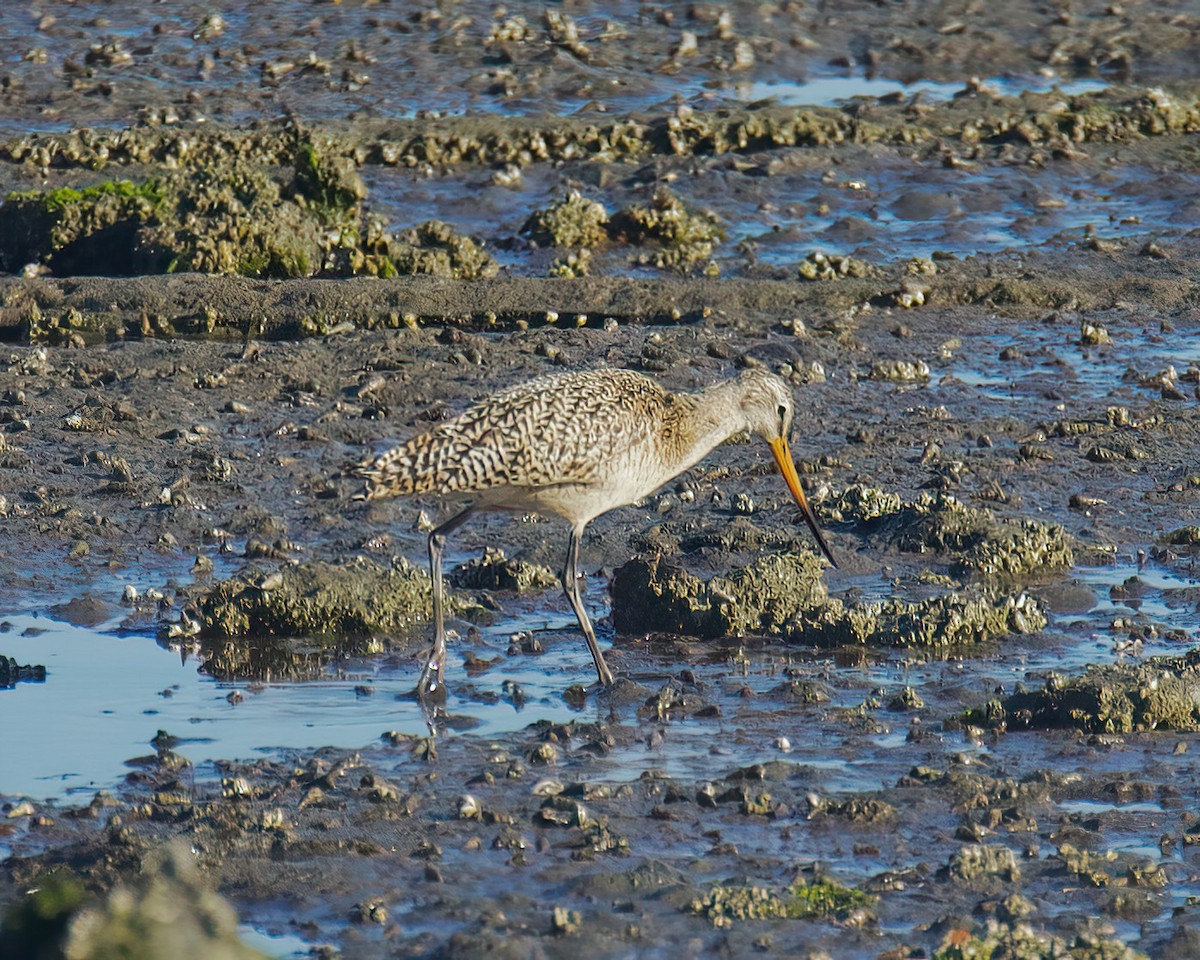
[777,404,787,419]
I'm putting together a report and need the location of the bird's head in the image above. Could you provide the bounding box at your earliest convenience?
[737,368,795,443]
[736,368,837,567]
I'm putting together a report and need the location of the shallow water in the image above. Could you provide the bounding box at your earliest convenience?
[4,559,1196,805]
[363,152,1200,274]
[0,600,587,802]
[740,75,1110,106]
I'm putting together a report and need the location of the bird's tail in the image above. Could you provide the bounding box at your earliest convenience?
[347,445,415,501]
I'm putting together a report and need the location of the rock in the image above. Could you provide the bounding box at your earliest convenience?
[611,552,827,638]
[449,548,558,593]
[963,649,1200,733]
[0,842,268,960]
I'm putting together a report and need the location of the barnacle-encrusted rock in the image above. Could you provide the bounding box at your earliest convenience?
[523,191,610,248]
[893,491,1074,578]
[611,552,827,638]
[609,189,724,269]
[948,844,1021,883]
[0,141,365,278]
[383,220,498,279]
[450,547,558,593]
[0,180,164,275]
[822,484,904,524]
[869,359,931,382]
[962,649,1200,733]
[798,251,872,281]
[188,558,484,680]
[1163,526,1200,546]
[0,843,269,960]
[612,551,1043,647]
[0,139,489,282]
[796,590,1045,648]
[194,557,469,640]
[0,655,46,688]
[690,876,874,927]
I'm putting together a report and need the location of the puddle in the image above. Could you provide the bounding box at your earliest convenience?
[237,926,312,960]
[1073,564,1200,625]
[0,602,592,802]
[1058,799,1167,815]
[936,322,1200,410]
[362,154,1200,274]
[740,74,1109,107]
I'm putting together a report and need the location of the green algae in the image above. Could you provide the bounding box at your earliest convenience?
[294,140,367,212]
[0,870,86,953]
[690,876,874,927]
[0,179,162,274]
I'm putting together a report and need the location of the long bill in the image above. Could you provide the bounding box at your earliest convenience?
[768,436,838,568]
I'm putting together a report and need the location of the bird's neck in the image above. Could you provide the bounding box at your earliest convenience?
[663,379,748,473]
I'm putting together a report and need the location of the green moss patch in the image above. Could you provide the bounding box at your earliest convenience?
[690,876,874,927]
[0,137,496,283]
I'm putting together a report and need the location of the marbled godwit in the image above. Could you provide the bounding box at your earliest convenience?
[358,367,836,700]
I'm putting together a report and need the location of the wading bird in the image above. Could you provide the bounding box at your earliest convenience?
[358,367,836,700]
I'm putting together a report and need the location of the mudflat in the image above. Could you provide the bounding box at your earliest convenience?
[1,3,1200,958]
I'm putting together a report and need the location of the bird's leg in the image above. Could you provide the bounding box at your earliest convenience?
[562,523,615,687]
[417,506,474,701]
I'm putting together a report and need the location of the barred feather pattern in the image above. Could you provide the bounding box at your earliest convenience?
[357,368,692,502]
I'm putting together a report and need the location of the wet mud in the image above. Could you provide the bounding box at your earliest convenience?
[3,2,1200,958]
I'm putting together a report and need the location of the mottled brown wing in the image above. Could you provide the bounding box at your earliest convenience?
[357,369,667,500]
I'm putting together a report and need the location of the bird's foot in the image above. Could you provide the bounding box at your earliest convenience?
[411,659,447,704]
[565,673,623,701]
[398,682,447,704]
